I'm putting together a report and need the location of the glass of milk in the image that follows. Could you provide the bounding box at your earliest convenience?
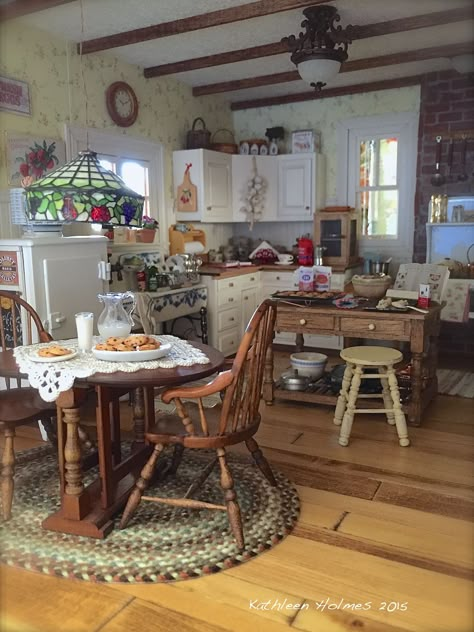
[75,312,94,353]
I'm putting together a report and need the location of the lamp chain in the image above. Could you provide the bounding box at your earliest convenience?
[79,0,89,148]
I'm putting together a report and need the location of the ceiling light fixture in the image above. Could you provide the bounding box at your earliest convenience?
[283,5,355,91]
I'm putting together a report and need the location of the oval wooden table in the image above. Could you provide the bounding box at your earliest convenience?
[1,342,225,538]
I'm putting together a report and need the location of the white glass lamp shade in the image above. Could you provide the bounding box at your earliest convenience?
[450,54,474,74]
[297,58,341,86]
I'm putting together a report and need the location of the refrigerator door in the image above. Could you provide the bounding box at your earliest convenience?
[43,253,107,339]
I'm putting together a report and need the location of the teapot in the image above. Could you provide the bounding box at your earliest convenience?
[97,291,136,339]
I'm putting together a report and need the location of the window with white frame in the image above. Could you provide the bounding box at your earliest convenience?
[98,155,150,217]
[337,112,418,262]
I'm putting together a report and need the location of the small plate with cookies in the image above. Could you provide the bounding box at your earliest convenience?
[31,346,77,363]
[92,335,171,362]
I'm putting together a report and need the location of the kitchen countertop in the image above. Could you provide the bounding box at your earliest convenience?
[199,264,296,278]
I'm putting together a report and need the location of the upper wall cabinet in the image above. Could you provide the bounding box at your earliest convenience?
[174,149,233,223]
[231,155,278,222]
[277,153,325,221]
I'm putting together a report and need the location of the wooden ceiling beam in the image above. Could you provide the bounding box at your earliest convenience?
[0,0,75,21]
[79,0,327,55]
[144,5,473,78]
[230,75,425,110]
[193,41,474,96]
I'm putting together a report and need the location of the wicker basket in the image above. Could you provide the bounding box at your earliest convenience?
[210,129,238,154]
[186,118,211,149]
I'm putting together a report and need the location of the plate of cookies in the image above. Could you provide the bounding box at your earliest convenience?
[92,334,171,362]
[31,345,77,363]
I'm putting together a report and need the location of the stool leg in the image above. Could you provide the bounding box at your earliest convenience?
[387,367,410,447]
[378,367,395,425]
[339,365,362,447]
[334,363,354,426]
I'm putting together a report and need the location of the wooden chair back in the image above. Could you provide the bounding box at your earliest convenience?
[218,299,276,435]
[0,290,52,388]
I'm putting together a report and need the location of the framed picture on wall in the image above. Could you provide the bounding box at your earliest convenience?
[5,134,66,186]
[0,75,30,116]
[291,129,321,153]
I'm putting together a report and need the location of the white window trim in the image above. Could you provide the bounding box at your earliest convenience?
[64,125,167,252]
[336,112,418,262]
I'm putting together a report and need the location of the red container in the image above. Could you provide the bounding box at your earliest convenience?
[297,236,314,266]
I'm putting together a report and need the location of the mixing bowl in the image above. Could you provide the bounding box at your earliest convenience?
[290,352,328,379]
[351,274,392,299]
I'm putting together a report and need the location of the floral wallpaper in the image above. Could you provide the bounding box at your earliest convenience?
[0,21,233,237]
[232,87,421,204]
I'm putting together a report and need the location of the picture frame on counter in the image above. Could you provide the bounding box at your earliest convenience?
[291,129,321,154]
[0,75,30,116]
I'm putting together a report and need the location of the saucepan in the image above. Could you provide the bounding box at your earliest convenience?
[368,257,392,275]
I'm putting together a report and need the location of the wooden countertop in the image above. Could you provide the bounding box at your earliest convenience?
[199,264,296,278]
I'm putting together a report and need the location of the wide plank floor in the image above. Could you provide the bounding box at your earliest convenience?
[1,353,473,632]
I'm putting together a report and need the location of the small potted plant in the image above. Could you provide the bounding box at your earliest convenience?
[137,215,159,243]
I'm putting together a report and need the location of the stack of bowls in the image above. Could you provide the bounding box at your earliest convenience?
[290,352,328,379]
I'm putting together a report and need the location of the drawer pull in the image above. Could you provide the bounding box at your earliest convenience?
[276,276,281,280]
[228,297,234,302]
[305,206,310,210]
[244,295,248,300]
[229,317,235,322]
[250,277,255,281]
[368,323,376,331]
[207,206,212,210]
[229,282,234,287]
[299,319,307,326]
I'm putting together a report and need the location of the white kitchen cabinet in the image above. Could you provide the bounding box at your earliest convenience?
[173,149,233,223]
[232,155,278,222]
[277,153,325,221]
[202,271,260,355]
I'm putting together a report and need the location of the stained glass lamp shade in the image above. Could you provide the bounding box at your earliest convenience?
[24,150,144,225]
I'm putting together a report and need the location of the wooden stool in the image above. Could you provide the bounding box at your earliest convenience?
[333,346,410,447]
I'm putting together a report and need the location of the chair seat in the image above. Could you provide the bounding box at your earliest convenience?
[0,388,55,425]
[340,345,403,366]
[146,404,259,447]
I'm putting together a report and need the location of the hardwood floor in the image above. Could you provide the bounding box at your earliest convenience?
[1,354,473,632]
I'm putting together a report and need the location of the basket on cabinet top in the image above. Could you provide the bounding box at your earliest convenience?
[186,117,211,149]
[210,129,238,154]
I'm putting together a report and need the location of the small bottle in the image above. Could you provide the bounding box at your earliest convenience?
[136,270,146,291]
[147,266,158,291]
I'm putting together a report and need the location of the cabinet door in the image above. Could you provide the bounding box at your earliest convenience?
[241,286,258,335]
[203,152,232,222]
[278,155,314,220]
[232,156,278,222]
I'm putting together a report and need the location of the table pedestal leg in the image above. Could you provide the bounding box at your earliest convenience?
[132,387,145,447]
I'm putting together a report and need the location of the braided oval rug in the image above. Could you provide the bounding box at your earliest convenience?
[0,445,299,583]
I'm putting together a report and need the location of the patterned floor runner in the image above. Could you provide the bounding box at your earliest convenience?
[0,445,299,583]
[437,369,474,398]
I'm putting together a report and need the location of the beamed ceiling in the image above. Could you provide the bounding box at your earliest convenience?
[2,0,473,110]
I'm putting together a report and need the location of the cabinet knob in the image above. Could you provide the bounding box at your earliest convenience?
[305,206,310,210]
[228,297,234,302]
[276,276,280,281]
[229,282,234,287]
[229,317,235,322]
[250,277,255,281]
[244,295,248,300]
[368,323,376,331]
[207,206,212,210]
[299,319,307,326]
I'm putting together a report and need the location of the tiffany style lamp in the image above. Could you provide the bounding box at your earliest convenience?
[24,150,144,226]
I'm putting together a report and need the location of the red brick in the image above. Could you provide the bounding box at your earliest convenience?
[451,99,474,111]
[438,111,463,122]
[452,77,474,90]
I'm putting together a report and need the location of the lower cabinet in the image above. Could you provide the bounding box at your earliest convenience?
[202,272,260,356]
[203,269,341,355]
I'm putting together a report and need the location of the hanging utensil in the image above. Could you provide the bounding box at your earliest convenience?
[431,136,445,187]
[458,136,468,181]
[447,138,454,182]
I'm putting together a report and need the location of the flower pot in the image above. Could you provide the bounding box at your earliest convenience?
[137,229,156,243]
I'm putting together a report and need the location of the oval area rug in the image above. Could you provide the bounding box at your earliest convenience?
[0,445,299,583]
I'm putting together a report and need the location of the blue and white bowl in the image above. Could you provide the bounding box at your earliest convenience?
[290,352,328,379]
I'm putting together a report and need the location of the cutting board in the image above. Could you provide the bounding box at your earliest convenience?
[177,164,197,212]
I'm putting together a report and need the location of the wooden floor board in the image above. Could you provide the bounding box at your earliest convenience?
[1,350,473,632]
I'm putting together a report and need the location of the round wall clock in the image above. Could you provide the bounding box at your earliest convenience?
[105,81,138,127]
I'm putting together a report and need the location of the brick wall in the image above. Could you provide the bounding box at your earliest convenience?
[413,70,474,262]
[414,70,474,356]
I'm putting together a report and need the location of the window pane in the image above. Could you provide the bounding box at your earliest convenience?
[119,161,150,216]
[99,158,115,172]
[379,138,398,186]
[359,190,398,238]
[359,140,376,187]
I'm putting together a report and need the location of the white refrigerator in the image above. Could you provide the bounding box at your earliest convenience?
[0,235,109,340]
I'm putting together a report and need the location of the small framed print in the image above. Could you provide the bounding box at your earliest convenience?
[0,75,30,116]
[291,129,320,154]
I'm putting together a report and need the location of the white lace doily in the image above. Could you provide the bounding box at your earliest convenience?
[14,335,210,402]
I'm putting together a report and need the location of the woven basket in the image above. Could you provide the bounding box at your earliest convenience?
[210,129,238,154]
[186,117,211,149]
